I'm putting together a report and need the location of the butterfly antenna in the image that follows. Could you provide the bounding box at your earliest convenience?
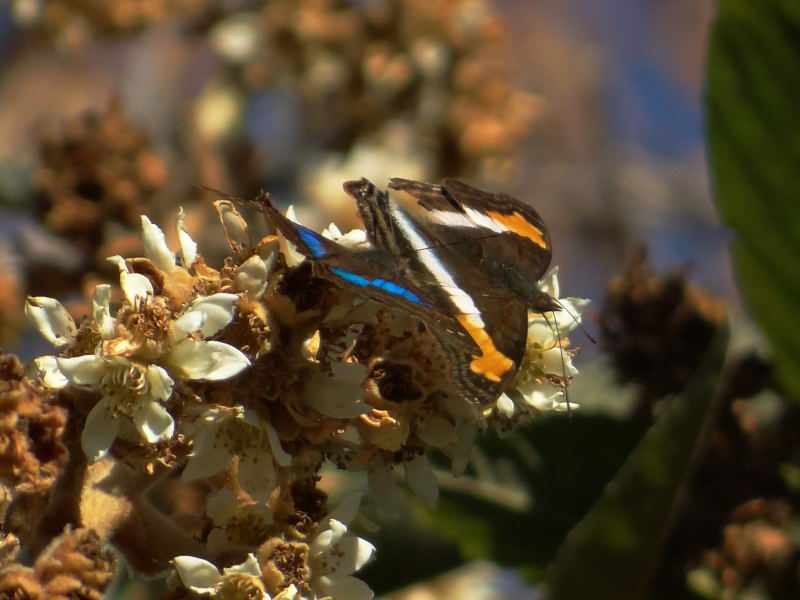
[543,311,572,416]
[552,296,595,345]
[194,183,242,202]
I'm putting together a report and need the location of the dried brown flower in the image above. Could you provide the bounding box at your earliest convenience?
[33,99,168,287]
[218,0,539,181]
[0,354,67,494]
[13,0,208,44]
[600,249,726,420]
[0,527,115,600]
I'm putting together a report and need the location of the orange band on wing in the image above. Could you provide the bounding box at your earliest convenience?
[456,314,514,383]
[486,210,547,249]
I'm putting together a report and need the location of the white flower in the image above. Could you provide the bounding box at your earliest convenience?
[277,205,307,267]
[495,393,516,418]
[33,355,68,388]
[516,380,571,412]
[206,488,274,554]
[214,199,252,259]
[182,406,291,501]
[367,464,405,519]
[141,210,199,270]
[403,454,438,507]
[511,267,589,412]
[307,494,375,600]
[107,255,153,305]
[25,296,77,347]
[302,362,372,418]
[29,213,250,462]
[163,292,251,380]
[174,553,285,599]
[92,284,115,340]
[235,255,270,301]
[53,355,176,462]
[141,215,176,272]
[177,207,198,267]
[416,414,457,448]
[321,222,369,249]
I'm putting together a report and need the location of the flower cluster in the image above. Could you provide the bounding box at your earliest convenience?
[208,0,540,185]
[21,193,587,599]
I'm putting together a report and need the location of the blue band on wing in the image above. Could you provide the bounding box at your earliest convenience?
[329,267,429,306]
[297,225,328,259]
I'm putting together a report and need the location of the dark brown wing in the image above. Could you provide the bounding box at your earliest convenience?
[344,178,530,404]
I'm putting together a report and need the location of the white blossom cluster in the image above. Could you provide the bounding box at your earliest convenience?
[25,199,588,600]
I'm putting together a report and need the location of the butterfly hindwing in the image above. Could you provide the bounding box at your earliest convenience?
[344,178,531,404]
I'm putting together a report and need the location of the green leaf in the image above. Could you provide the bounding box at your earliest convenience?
[422,413,643,578]
[543,326,728,599]
[706,0,800,399]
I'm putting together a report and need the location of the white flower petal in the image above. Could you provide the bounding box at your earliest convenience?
[123,272,155,304]
[181,412,229,480]
[176,207,198,268]
[206,488,237,524]
[234,255,269,301]
[315,574,374,600]
[174,556,221,592]
[34,356,68,388]
[540,347,577,377]
[303,362,370,418]
[92,284,115,340]
[311,519,347,557]
[141,215,175,272]
[367,464,405,517]
[108,255,153,305]
[323,493,363,528]
[334,532,376,574]
[57,355,107,386]
[25,296,77,347]
[515,381,562,411]
[278,205,306,267]
[215,200,251,253]
[240,406,262,429]
[133,399,175,443]
[551,297,591,334]
[238,451,277,502]
[166,340,250,381]
[527,320,555,345]
[451,420,477,476]
[171,310,206,340]
[322,222,342,239]
[182,433,233,482]
[334,229,368,249]
[539,266,560,298]
[186,293,239,337]
[496,393,516,418]
[274,584,297,600]
[263,420,292,467]
[404,454,438,507]
[145,365,174,403]
[223,553,261,577]
[81,398,121,462]
[416,415,457,448]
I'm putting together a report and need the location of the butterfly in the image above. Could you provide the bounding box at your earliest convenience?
[252,177,557,405]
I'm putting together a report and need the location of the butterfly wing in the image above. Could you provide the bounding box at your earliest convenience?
[388,177,553,285]
[344,179,530,404]
[248,193,485,355]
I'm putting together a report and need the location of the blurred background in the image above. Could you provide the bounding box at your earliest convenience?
[3,1,796,599]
